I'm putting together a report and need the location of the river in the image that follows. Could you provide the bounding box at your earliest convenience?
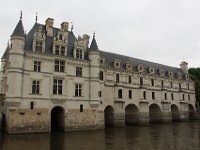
[0,121,200,150]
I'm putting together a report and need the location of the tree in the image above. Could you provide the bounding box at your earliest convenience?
[189,68,200,102]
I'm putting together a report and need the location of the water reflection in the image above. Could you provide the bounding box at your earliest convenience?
[1,121,200,150]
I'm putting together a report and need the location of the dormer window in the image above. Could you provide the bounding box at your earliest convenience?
[114,60,121,68]
[99,58,105,66]
[168,71,173,78]
[76,49,83,59]
[185,74,189,80]
[126,62,132,70]
[54,45,66,56]
[177,72,182,80]
[137,64,143,72]
[59,35,63,40]
[149,67,154,74]
[35,41,43,52]
[159,69,164,76]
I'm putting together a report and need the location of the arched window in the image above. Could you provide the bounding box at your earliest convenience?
[143,91,146,99]
[118,89,122,98]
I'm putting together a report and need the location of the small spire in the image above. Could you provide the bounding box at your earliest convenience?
[20,10,22,20]
[93,31,95,38]
[71,22,73,32]
[35,12,38,23]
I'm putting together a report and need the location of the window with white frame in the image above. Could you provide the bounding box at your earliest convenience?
[32,80,40,94]
[53,79,63,95]
[76,49,83,59]
[54,60,65,72]
[75,84,82,96]
[34,61,41,72]
[76,67,82,77]
[35,41,43,52]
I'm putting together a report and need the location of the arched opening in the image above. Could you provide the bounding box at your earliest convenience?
[104,106,114,127]
[189,104,196,119]
[51,106,65,132]
[149,104,162,123]
[125,104,139,125]
[171,104,180,121]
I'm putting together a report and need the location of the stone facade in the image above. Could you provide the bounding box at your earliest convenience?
[0,15,196,134]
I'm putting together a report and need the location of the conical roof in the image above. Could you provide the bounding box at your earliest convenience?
[89,33,99,51]
[1,44,10,59]
[11,19,25,37]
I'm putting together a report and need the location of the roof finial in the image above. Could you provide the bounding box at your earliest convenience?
[93,30,95,38]
[35,12,38,23]
[20,10,22,20]
[71,22,74,32]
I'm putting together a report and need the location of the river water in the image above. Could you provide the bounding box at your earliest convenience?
[1,121,200,150]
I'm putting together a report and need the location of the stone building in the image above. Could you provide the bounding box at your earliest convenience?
[0,15,196,134]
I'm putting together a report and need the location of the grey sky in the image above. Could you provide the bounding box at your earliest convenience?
[0,0,200,68]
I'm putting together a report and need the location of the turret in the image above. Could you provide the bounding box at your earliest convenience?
[180,61,188,74]
[6,12,25,98]
[88,33,101,104]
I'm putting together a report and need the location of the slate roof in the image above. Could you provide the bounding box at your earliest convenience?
[1,44,10,59]
[89,34,99,51]
[5,21,186,79]
[11,19,25,37]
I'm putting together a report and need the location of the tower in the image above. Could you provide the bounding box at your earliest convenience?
[88,33,101,106]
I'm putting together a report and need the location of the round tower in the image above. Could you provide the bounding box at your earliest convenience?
[88,33,101,104]
[7,14,25,98]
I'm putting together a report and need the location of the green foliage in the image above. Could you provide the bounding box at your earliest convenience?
[189,68,200,102]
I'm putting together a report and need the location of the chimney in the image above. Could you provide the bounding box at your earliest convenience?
[180,61,188,74]
[82,34,90,48]
[61,22,69,32]
[45,18,54,37]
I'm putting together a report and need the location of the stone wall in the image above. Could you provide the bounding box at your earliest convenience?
[7,108,50,134]
[65,109,104,131]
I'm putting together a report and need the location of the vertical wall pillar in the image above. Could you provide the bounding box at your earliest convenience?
[113,102,125,127]
[139,102,149,125]
[179,102,189,121]
[161,102,172,123]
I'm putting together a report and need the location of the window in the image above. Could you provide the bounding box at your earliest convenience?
[34,61,41,72]
[100,71,104,81]
[61,46,65,56]
[80,104,83,112]
[140,77,143,85]
[128,76,132,84]
[76,49,83,59]
[164,93,167,100]
[75,84,82,96]
[59,35,63,40]
[188,94,190,101]
[54,60,65,72]
[118,89,122,98]
[161,80,164,88]
[179,83,181,90]
[129,90,132,99]
[32,80,40,94]
[171,93,174,100]
[55,45,60,55]
[152,92,155,100]
[35,41,42,52]
[53,79,62,95]
[151,79,154,86]
[143,91,146,99]
[98,91,102,97]
[183,94,185,100]
[187,83,189,90]
[170,81,173,88]
[30,101,34,109]
[76,67,82,77]
[116,74,119,83]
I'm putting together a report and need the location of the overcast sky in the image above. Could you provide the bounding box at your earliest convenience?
[0,0,200,68]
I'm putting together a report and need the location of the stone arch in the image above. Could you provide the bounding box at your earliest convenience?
[171,104,180,121]
[51,106,65,132]
[125,104,139,125]
[189,104,196,119]
[104,105,114,127]
[149,104,162,123]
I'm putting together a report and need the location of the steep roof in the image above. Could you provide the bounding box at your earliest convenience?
[11,19,25,37]
[1,44,10,59]
[89,34,99,51]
